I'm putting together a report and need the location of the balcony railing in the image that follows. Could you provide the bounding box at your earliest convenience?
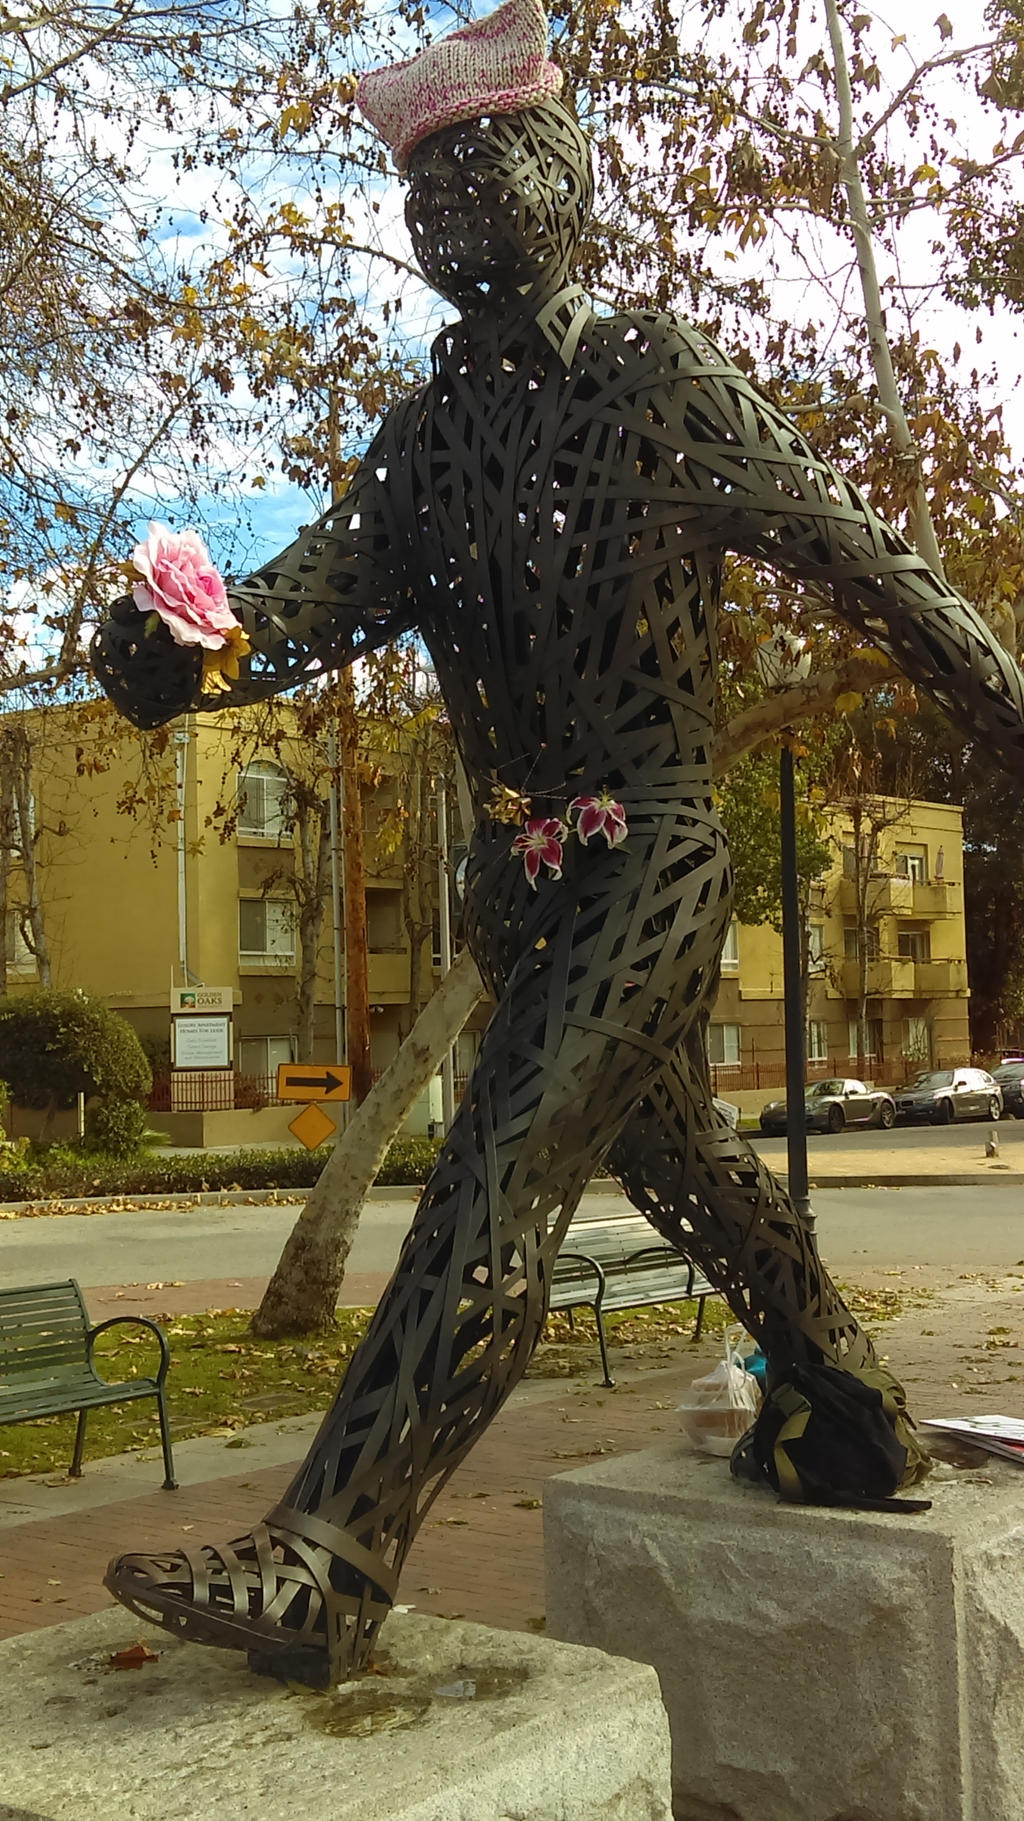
[836,875,956,919]
[914,958,969,996]
[838,957,917,998]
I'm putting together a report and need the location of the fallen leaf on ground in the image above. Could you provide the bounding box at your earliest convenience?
[109,1642,160,1670]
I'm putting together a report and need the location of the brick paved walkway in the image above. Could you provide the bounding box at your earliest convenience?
[1,1261,1016,1653]
[0,1358,704,1643]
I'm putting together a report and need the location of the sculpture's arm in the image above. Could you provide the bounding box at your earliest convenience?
[92,451,417,730]
[673,336,1024,767]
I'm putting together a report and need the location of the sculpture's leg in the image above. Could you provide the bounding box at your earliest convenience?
[607,1019,876,1372]
[104,818,732,1683]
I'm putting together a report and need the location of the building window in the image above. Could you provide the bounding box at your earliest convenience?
[807,923,826,972]
[238,897,295,961]
[897,927,931,963]
[366,891,404,952]
[902,1016,931,1062]
[4,910,34,972]
[238,1035,294,1079]
[807,1019,828,1063]
[848,1017,883,1060]
[721,920,739,971]
[844,923,879,961]
[842,838,874,878]
[708,1022,741,1066]
[237,764,290,840]
[894,847,927,883]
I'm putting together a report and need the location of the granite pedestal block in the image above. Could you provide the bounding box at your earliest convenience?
[0,1606,672,1821]
[544,1442,1024,1821]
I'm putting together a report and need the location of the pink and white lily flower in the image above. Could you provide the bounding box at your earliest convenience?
[512,817,568,888]
[569,793,628,847]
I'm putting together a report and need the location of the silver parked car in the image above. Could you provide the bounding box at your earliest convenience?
[759,1078,896,1137]
[895,1067,1002,1126]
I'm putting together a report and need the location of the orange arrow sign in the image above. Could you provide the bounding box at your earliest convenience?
[277,1063,351,1103]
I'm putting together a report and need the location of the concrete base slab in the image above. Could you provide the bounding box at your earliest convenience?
[0,1606,672,1821]
[544,1443,1024,1821]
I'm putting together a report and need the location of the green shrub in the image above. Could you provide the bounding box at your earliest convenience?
[0,1130,445,1200]
[0,990,151,1110]
[374,1136,443,1184]
[83,1098,150,1159]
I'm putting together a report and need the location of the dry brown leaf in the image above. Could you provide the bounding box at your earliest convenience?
[109,1641,160,1670]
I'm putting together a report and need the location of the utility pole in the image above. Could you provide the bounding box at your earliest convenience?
[338,665,373,1105]
[436,777,456,1130]
[329,392,372,1106]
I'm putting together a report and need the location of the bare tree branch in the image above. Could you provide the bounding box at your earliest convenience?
[712,654,898,776]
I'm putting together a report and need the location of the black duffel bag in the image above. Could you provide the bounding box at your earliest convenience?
[730,1360,931,1512]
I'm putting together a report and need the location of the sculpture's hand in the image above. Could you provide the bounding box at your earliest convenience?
[677,332,1024,770]
[92,427,418,728]
[92,596,203,730]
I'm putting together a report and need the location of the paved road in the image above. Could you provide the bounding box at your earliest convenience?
[3,1183,1024,1293]
[753,1115,1024,1166]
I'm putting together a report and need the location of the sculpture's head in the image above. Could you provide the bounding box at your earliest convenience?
[404,101,593,308]
[357,0,593,309]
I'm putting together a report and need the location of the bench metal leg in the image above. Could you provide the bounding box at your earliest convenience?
[595,1308,615,1388]
[156,1389,178,1490]
[693,1295,706,1342]
[70,1407,88,1477]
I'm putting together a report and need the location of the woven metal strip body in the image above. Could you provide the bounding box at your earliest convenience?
[95,99,1024,1683]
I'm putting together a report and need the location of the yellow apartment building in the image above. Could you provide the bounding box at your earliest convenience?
[709,797,971,1095]
[0,701,971,1125]
[0,700,465,1139]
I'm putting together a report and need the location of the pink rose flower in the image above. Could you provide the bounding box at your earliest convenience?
[570,793,628,847]
[511,817,568,888]
[131,522,237,651]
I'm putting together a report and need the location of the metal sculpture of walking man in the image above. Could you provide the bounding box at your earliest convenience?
[93,0,1024,1686]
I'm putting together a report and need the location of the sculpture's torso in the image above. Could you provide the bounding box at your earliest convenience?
[380,309,725,813]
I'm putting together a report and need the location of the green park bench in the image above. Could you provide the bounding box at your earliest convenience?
[0,1278,177,1488]
[550,1210,719,1387]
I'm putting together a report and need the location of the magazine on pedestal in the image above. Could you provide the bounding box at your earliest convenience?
[922,1415,1024,1463]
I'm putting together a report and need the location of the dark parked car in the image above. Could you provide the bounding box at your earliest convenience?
[895,1067,1002,1125]
[992,1061,1024,1119]
[759,1078,897,1136]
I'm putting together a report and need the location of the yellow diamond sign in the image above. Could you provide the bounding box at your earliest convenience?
[288,1102,337,1151]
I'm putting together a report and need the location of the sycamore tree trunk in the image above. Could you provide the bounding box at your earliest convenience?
[7,728,49,986]
[251,946,487,1336]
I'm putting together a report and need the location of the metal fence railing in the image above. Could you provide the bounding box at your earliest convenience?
[148,1072,282,1113]
[708,1056,973,1095]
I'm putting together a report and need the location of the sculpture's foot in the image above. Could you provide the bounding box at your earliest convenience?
[103,1503,396,1687]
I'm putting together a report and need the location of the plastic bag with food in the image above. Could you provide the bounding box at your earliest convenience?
[677,1326,761,1457]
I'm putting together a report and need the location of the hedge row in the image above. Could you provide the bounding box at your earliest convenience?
[0,1135,445,1202]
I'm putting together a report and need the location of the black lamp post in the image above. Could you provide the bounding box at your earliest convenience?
[756,631,813,1224]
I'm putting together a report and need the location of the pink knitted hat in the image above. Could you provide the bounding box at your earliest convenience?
[356,0,563,170]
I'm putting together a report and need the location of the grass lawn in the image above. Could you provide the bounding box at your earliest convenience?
[0,1284,914,1479]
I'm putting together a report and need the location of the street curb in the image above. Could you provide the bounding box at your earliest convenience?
[801,1173,1024,1190]
[0,1175,1021,1217]
[0,1181,613,1216]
